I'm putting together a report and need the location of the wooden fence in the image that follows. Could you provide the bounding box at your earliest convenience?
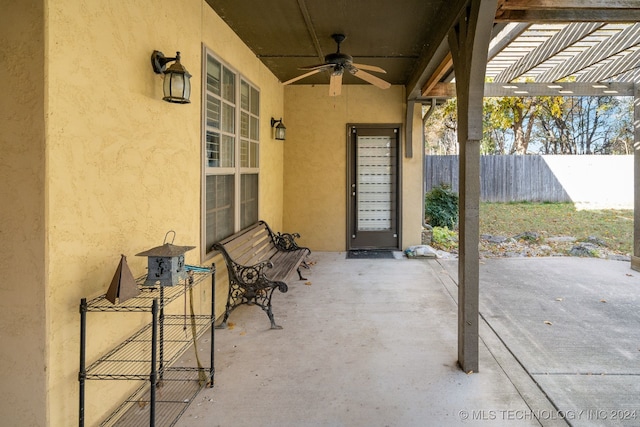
[424,155,633,207]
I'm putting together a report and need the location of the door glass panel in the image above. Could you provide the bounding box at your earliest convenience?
[357,136,392,231]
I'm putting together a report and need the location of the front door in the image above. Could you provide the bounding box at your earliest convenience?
[347,125,401,250]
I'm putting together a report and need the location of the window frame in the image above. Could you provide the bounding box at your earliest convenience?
[201,45,260,261]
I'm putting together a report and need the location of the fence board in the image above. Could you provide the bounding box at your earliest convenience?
[424,155,633,207]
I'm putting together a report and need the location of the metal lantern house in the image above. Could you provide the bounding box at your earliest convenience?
[136,231,195,287]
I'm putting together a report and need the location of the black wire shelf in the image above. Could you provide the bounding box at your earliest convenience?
[79,264,216,427]
[85,315,212,380]
[99,367,208,427]
[85,268,213,312]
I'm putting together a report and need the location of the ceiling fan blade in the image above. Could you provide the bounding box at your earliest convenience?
[299,63,334,71]
[352,69,391,89]
[282,69,324,85]
[329,72,343,97]
[352,63,387,74]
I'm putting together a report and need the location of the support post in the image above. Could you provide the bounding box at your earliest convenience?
[150,299,158,427]
[209,264,216,387]
[79,298,87,427]
[448,0,497,373]
[632,84,640,271]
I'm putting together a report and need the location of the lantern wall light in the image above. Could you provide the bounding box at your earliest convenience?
[271,117,286,140]
[151,50,192,104]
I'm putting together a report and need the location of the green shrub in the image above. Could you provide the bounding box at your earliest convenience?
[431,226,458,251]
[425,184,459,228]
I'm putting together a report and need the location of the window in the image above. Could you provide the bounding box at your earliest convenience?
[203,47,260,258]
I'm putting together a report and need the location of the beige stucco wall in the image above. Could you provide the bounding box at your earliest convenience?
[283,85,423,251]
[0,1,48,426]
[2,2,425,425]
[0,1,284,426]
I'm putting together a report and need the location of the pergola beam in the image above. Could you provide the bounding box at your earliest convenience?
[537,23,640,83]
[496,9,640,23]
[495,22,605,83]
[422,81,636,98]
[616,68,640,83]
[488,22,530,61]
[578,49,640,83]
[499,0,640,9]
[495,0,640,22]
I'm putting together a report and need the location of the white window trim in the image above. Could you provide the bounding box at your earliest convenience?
[201,44,260,261]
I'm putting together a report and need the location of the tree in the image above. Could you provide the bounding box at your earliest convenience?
[424,94,632,156]
[534,95,628,155]
[596,96,633,154]
[535,96,575,154]
[424,99,458,155]
[483,97,539,154]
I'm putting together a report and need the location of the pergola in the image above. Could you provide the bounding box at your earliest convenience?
[424,22,640,97]
[207,0,640,374]
[414,8,640,373]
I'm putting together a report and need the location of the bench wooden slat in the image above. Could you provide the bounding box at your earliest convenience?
[267,249,307,281]
[222,226,273,266]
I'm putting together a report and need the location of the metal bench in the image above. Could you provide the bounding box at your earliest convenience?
[212,221,311,329]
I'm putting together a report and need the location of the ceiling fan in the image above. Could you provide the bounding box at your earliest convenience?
[283,34,391,96]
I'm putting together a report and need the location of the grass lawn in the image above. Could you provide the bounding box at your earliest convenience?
[479,202,633,256]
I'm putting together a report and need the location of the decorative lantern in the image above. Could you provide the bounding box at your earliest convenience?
[151,50,192,104]
[271,117,286,140]
[136,231,195,287]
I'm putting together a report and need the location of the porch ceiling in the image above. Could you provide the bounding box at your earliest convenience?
[204,0,640,100]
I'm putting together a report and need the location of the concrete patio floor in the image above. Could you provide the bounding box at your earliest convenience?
[175,253,640,427]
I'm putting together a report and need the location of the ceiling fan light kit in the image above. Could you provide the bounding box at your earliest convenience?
[283,34,391,96]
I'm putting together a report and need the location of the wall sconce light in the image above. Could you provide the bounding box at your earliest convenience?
[271,117,286,140]
[151,50,192,104]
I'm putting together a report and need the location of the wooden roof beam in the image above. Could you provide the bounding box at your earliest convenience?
[421,53,453,97]
[499,0,640,9]
[496,9,640,22]
[405,0,468,99]
[495,0,640,22]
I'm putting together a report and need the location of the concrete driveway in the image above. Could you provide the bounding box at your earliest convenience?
[439,257,640,427]
[174,254,640,427]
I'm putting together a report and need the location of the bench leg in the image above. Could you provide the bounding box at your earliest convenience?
[258,285,286,329]
[214,283,238,329]
[297,261,310,280]
[214,302,232,329]
[264,305,283,330]
[216,281,286,330]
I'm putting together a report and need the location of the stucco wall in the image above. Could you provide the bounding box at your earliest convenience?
[2,2,426,425]
[0,1,48,425]
[283,85,423,251]
[0,1,285,426]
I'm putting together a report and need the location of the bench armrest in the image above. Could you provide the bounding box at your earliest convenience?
[211,243,287,292]
[259,221,311,253]
[274,232,305,252]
